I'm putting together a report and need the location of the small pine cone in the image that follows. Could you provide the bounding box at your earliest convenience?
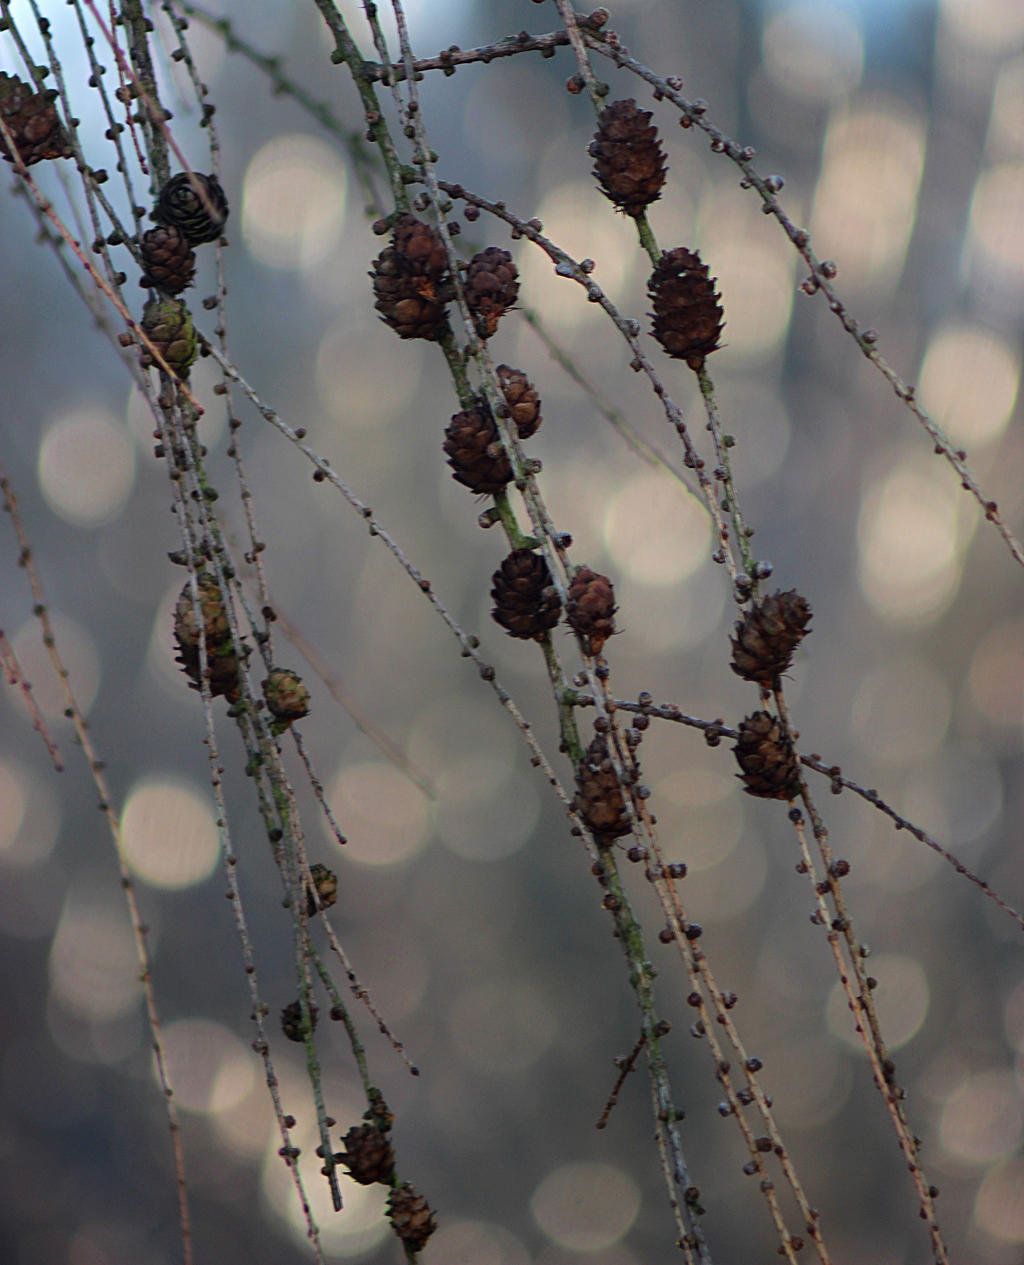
[0,73,72,166]
[139,225,196,295]
[590,98,667,216]
[306,863,339,916]
[153,172,229,246]
[496,364,542,439]
[443,404,513,495]
[733,711,801,800]
[263,667,310,726]
[174,574,230,656]
[491,548,562,641]
[387,1182,437,1252]
[371,244,450,341]
[648,247,724,369]
[140,298,198,375]
[730,590,812,685]
[574,734,633,839]
[567,567,617,656]
[392,213,449,299]
[464,246,519,339]
[337,1123,395,1186]
[281,999,319,1043]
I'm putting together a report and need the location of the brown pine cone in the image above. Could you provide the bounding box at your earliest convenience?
[337,1123,395,1186]
[574,734,633,839]
[496,365,542,439]
[387,1182,436,1252]
[491,548,562,641]
[443,403,513,495]
[139,225,196,295]
[371,243,450,341]
[590,98,667,216]
[648,247,724,369]
[392,213,449,299]
[140,298,198,376]
[173,575,246,702]
[263,667,310,726]
[0,73,72,166]
[733,711,800,800]
[730,590,812,685]
[567,567,617,656]
[306,864,339,917]
[464,247,519,339]
[281,999,319,1043]
[153,172,229,245]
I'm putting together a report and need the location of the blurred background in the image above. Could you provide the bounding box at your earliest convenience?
[1,1,1024,1262]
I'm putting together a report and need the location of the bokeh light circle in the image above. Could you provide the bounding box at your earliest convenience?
[531,1161,640,1251]
[243,134,347,270]
[38,407,136,527]
[121,777,220,889]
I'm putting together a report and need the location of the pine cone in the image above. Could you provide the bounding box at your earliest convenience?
[173,574,245,702]
[337,1123,395,1186]
[496,364,542,439]
[306,864,339,917]
[733,711,800,800]
[574,734,633,839]
[281,999,319,1043]
[263,667,310,726]
[443,403,513,495]
[730,590,812,685]
[0,73,72,166]
[139,225,196,295]
[371,243,450,341]
[140,298,198,376]
[567,568,617,656]
[491,548,562,641]
[464,246,519,339]
[648,247,724,369]
[153,172,229,246]
[590,98,667,216]
[392,213,449,299]
[387,1182,436,1252]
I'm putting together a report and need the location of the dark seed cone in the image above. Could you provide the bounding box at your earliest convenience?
[153,172,229,246]
[733,711,801,800]
[491,548,562,641]
[496,364,542,439]
[337,1123,395,1186]
[574,734,633,839]
[263,667,310,726]
[0,73,72,166]
[648,247,724,369]
[464,246,519,339]
[567,567,617,656]
[730,590,813,685]
[173,574,246,702]
[391,213,449,299]
[387,1182,437,1252]
[443,403,513,495]
[139,225,196,295]
[140,298,198,375]
[306,863,339,917]
[371,243,451,341]
[589,98,667,216]
[281,999,319,1043]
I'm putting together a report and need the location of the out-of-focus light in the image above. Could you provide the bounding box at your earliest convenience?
[974,1154,1024,1242]
[49,896,142,1021]
[427,1220,530,1265]
[968,618,1024,727]
[436,761,539,861]
[38,408,136,527]
[326,760,429,866]
[449,978,556,1075]
[940,1069,1023,1164]
[987,58,1024,156]
[940,0,1024,53]
[121,777,220,889]
[603,470,710,586]
[158,1018,255,1114]
[857,454,973,624]
[656,769,742,871]
[811,99,925,292]
[316,319,422,429]
[919,322,1020,447]
[531,1162,640,1251]
[242,134,347,271]
[762,4,864,103]
[850,657,951,767]
[11,613,100,719]
[827,954,929,1050]
[968,160,1024,292]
